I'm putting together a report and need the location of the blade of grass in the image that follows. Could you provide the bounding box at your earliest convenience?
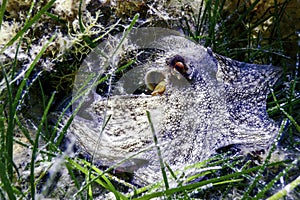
[72,142,159,198]
[254,156,298,199]
[0,0,56,53]
[15,115,34,145]
[205,0,221,48]
[49,72,96,145]
[146,110,169,190]
[0,0,7,29]
[65,161,85,200]
[0,97,4,150]
[0,161,16,200]
[52,13,138,150]
[194,0,206,39]
[38,78,51,137]
[8,34,55,199]
[227,0,261,36]
[0,187,6,200]
[67,158,128,200]
[132,161,284,200]
[269,0,287,47]
[267,174,300,200]
[132,150,242,197]
[86,113,112,200]
[241,118,287,199]
[11,37,56,119]
[45,11,66,24]
[165,163,181,184]
[114,13,139,53]
[90,161,136,189]
[2,63,14,180]
[30,92,56,200]
[3,34,55,180]
[77,14,140,198]
[78,0,85,33]
[2,0,34,89]
[267,95,300,116]
[184,166,222,183]
[270,85,300,132]
[13,138,56,158]
[92,18,121,44]
[82,160,123,196]
[10,35,22,80]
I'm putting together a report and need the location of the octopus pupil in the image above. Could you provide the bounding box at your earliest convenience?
[175,65,183,72]
[175,62,186,72]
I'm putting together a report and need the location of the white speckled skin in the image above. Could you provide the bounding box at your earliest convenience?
[68,35,281,184]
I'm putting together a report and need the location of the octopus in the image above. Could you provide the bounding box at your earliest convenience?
[68,29,281,185]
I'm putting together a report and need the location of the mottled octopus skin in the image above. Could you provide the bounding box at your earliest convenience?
[69,36,281,184]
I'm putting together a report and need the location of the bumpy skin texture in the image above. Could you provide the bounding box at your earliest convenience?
[69,36,281,184]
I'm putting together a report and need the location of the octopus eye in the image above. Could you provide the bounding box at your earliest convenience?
[174,61,185,73]
[167,55,188,76]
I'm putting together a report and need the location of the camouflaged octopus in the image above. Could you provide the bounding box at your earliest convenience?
[68,33,281,184]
